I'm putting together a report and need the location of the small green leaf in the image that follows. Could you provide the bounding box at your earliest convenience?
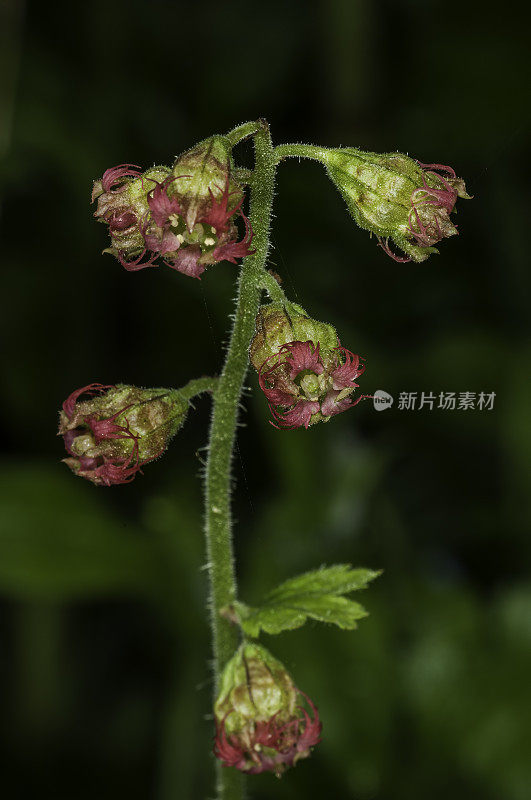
[234,564,380,637]
[266,564,380,601]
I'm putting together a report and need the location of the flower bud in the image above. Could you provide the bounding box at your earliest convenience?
[92,136,253,279]
[214,642,321,775]
[250,302,370,429]
[92,164,172,268]
[322,148,470,262]
[58,383,188,486]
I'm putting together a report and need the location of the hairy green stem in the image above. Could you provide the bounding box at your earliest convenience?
[274,142,333,163]
[233,167,254,186]
[259,269,287,304]
[225,120,265,149]
[176,376,218,403]
[204,121,275,800]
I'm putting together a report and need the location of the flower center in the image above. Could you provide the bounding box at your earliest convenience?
[71,431,95,457]
[297,371,323,400]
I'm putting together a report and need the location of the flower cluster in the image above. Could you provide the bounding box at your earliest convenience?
[58,383,188,485]
[323,148,470,262]
[250,302,370,429]
[92,137,253,279]
[214,643,321,776]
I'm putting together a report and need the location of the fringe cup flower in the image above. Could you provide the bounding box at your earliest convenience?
[92,136,253,279]
[58,383,188,486]
[259,341,368,428]
[214,643,322,776]
[250,303,371,429]
[323,148,471,263]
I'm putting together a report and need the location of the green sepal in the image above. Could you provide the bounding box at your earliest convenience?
[171,135,240,232]
[249,301,340,372]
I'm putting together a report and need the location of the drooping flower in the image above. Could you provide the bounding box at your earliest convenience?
[322,148,471,262]
[92,164,170,269]
[91,136,254,279]
[58,383,188,486]
[214,643,322,776]
[250,303,371,429]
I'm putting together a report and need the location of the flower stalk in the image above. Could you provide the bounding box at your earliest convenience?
[203,120,276,800]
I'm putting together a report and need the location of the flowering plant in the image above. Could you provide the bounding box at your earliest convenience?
[59,119,469,798]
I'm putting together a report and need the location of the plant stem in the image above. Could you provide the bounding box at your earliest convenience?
[176,376,218,403]
[225,120,265,149]
[274,142,333,163]
[259,269,287,304]
[204,120,275,800]
[233,167,254,186]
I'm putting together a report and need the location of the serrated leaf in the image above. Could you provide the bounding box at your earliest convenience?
[234,564,380,637]
[266,564,380,602]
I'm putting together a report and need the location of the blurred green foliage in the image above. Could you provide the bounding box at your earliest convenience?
[0,0,529,799]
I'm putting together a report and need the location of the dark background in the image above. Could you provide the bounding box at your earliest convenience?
[1,1,530,798]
